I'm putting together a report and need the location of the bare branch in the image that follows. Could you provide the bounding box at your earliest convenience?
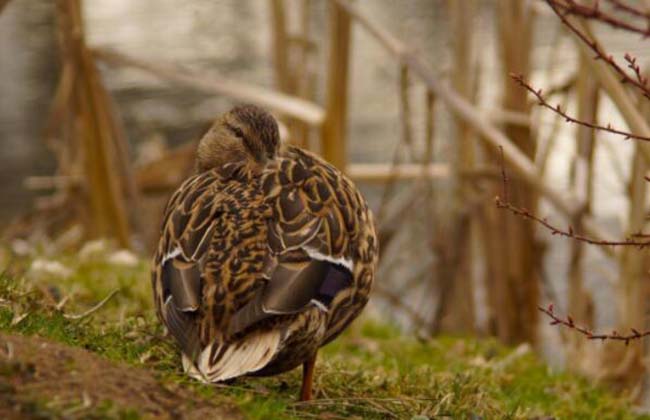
[550,0,650,37]
[511,73,650,142]
[539,304,650,345]
[545,0,650,99]
[495,147,650,248]
[607,0,650,21]
[624,53,650,88]
[605,0,650,20]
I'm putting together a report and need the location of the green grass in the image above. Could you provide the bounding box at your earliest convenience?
[0,247,646,419]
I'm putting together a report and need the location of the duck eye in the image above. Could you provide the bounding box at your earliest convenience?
[225,122,257,153]
[224,122,246,141]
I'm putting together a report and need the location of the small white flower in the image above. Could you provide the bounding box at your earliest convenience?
[107,249,139,267]
[78,239,110,261]
[11,239,32,256]
[29,259,73,279]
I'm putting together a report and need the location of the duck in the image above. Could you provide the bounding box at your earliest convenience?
[151,104,378,401]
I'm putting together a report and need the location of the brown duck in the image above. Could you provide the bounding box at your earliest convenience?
[152,105,378,401]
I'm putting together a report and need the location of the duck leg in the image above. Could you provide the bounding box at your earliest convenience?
[299,353,317,401]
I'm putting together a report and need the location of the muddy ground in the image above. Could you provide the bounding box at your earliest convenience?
[0,333,242,420]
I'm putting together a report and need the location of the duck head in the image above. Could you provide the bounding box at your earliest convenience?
[197,104,280,173]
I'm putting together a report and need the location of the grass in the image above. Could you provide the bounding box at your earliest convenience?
[0,243,647,419]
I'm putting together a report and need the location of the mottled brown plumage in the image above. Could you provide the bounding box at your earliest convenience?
[152,105,378,400]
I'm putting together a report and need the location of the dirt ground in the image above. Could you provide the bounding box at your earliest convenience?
[0,333,242,419]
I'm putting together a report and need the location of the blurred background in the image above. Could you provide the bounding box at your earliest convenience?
[2,0,650,405]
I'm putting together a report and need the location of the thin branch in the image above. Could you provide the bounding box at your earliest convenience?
[512,73,650,141]
[605,0,650,20]
[550,0,650,36]
[624,53,649,88]
[495,146,650,248]
[539,303,650,344]
[336,0,616,255]
[545,0,650,99]
[494,196,650,246]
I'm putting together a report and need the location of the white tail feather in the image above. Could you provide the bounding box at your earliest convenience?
[185,331,282,383]
[182,353,206,382]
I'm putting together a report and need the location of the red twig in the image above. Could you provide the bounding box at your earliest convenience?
[624,53,650,88]
[605,0,650,20]
[550,0,650,37]
[545,0,650,100]
[508,0,650,346]
[495,146,650,248]
[511,73,650,142]
[495,196,650,248]
[539,303,650,345]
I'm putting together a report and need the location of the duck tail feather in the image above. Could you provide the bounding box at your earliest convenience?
[192,330,282,382]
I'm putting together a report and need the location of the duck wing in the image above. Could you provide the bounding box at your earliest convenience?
[228,146,374,337]
[154,165,251,359]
